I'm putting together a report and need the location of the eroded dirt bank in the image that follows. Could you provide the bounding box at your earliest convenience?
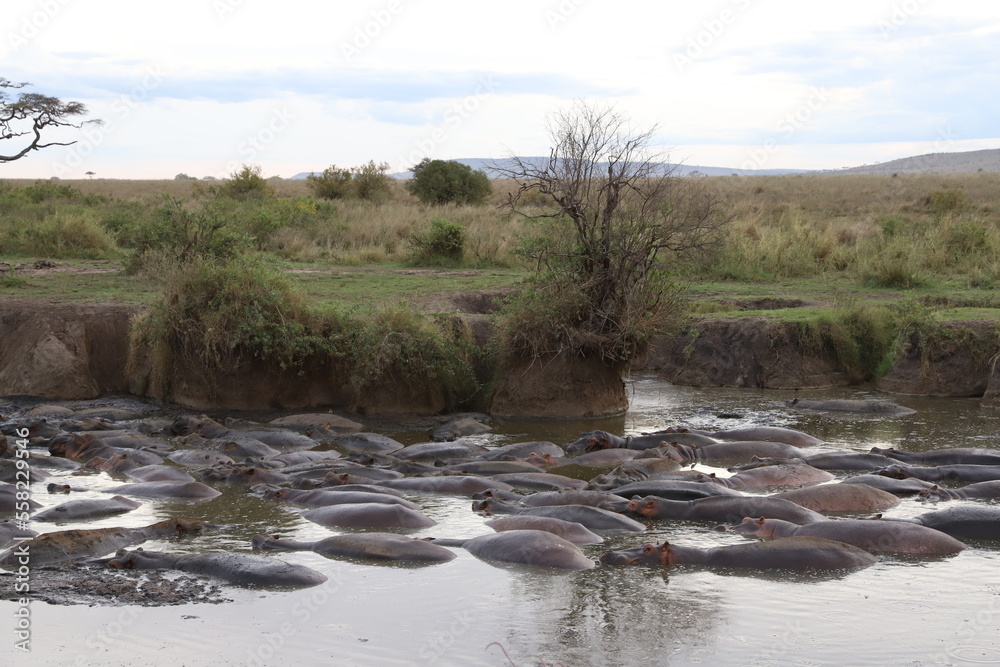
[2,300,1000,412]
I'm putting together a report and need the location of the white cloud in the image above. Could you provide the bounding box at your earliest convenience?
[2,0,999,178]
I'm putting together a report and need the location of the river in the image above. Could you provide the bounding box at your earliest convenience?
[3,375,1000,666]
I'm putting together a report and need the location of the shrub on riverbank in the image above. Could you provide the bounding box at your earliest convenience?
[128,253,480,408]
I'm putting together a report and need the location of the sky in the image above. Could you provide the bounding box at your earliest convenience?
[2,0,999,179]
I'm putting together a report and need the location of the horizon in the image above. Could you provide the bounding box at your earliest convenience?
[3,1,1000,180]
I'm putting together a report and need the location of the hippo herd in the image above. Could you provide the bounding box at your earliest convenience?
[3,402,1000,597]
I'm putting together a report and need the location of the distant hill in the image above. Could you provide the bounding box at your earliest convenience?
[835,148,1000,175]
[288,147,1000,181]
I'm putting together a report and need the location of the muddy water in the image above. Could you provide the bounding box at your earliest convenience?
[4,375,1000,666]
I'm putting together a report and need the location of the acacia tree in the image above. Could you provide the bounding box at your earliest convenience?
[1,78,101,163]
[492,102,728,366]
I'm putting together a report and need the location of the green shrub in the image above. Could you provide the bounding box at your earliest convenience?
[211,164,275,201]
[409,218,466,264]
[306,165,353,200]
[925,188,966,214]
[945,220,989,259]
[406,159,491,205]
[352,160,392,203]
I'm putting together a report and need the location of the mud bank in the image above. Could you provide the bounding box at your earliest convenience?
[3,301,1000,412]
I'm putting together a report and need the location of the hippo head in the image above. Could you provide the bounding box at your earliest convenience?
[599,542,672,566]
[472,499,493,515]
[876,465,911,480]
[723,516,771,537]
[625,498,659,519]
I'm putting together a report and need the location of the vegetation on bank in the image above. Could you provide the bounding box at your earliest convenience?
[4,164,1000,394]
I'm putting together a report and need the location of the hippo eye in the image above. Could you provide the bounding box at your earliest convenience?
[642,545,654,554]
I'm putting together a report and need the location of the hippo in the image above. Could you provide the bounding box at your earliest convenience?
[725,516,965,555]
[374,476,514,496]
[107,548,327,589]
[705,425,824,448]
[0,521,37,549]
[204,436,281,459]
[609,480,744,502]
[124,464,196,483]
[917,481,1000,502]
[490,472,588,492]
[106,481,222,499]
[777,398,915,415]
[564,430,675,455]
[433,530,595,570]
[530,449,641,469]
[446,460,546,476]
[268,450,342,467]
[641,428,721,448]
[871,447,1000,467]
[98,433,173,451]
[0,517,212,567]
[910,506,1000,539]
[70,407,142,421]
[329,432,405,455]
[395,440,488,461]
[482,441,565,461]
[268,413,362,433]
[877,464,1000,484]
[473,498,646,532]
[772,483,900,513]
[800,451,896,472]
[625,495,826,525]
[167,449,235,468]
[840,474,942,495]
[599,536,876,570]
[32,496,143,523]
[484,516,604,545]
[519,489,631,509]
[201,465,290,486]
[704,462,834,491]
[169,415,231,438]
[251,533,456,562]
[431,416,492,442]
[261,487,419,509]
[48,433,164,466]
[1,485,41,514]
[301,503,437,531]
[662,441,806,466]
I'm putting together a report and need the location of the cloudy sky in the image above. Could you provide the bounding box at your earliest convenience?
[2,0,998,179]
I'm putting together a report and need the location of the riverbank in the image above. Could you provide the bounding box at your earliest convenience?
[3,294,1000,414]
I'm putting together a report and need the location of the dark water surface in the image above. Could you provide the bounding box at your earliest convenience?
[4,376,1000,666]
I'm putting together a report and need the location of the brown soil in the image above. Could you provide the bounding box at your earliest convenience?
[0,567,231,606]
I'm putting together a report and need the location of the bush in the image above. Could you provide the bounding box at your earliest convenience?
[307,165,353,200]
[406,159,492,205]
[925,188,966,214]
[409,218,466,264]
[352,160,393,203]
[211,164,275,201]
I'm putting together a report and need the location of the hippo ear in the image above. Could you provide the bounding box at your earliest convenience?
[643,500,656,510]
[659,541,670,552]
[755,516,766,526]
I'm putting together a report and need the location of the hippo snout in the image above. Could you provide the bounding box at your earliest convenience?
[599,550,633,565]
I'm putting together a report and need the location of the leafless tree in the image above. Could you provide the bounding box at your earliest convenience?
[491,102,729,364]
[1,78,101,163]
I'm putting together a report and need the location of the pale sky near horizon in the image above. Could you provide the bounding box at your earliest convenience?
[2,0,999,179]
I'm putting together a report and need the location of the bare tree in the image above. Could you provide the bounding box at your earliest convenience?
[1,78,101,163]
[491,102,728,365]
